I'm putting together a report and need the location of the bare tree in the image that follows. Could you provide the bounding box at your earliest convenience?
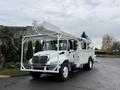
[111,41,120,52]
[101,34,114,53]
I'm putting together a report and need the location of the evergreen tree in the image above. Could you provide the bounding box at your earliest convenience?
[0,26,18,69]
[14,36,22,62]
[26,41,33,60]
[35,40,42,53]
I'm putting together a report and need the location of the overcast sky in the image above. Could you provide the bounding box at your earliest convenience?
[0,0,120,48]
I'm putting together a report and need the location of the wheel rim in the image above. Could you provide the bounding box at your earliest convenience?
[89,61,92,68]
[63,66,69,78]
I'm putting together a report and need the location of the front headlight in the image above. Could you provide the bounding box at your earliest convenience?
[28,59,32,65]
[47,55,50,61]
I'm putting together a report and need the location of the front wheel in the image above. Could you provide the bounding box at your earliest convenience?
[59,62,69,81]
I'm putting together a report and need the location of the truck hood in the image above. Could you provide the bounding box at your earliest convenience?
[29,50,67,65]
[33,50,65,57]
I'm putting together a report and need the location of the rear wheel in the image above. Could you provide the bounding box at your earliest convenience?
[83,59,93,70]
[59,62,69,81]
[30,72,41,79]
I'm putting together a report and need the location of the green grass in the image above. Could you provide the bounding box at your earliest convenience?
[0,68,28,76]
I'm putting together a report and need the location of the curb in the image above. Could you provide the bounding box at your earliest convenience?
[11,73,29,78]
[0,73,29,79]
[0,75,10,78]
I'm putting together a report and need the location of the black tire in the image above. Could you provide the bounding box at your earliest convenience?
[30,72,41,79]
[59,62,70,81]
[83,59,93,70]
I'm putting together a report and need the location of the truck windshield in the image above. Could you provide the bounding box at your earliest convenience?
[42,40,67,51]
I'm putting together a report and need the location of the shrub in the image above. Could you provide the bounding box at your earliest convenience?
[35,40,42,53]
[26,41,33,60]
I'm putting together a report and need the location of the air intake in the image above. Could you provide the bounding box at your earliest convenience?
[32,56,48,65]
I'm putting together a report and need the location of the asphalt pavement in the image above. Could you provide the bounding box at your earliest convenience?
[0,57,120,90]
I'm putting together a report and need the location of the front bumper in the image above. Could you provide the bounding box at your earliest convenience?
[21,64,60,73]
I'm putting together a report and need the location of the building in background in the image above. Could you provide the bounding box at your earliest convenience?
[0,25,34,38]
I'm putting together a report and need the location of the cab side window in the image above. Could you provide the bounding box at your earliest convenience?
[83,42,87,49]
[68,40,73,50]
[68,40,78,51]
[81,41,87,49]
[68,40,74,50]
[73,40,77,50]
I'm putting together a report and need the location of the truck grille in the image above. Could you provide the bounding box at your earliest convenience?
[32,56,48,65]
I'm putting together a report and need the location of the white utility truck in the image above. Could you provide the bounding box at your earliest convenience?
[21,21,96,81]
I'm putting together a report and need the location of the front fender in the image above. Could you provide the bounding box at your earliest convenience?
[46,54,68,65]
[58,55,68,64]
